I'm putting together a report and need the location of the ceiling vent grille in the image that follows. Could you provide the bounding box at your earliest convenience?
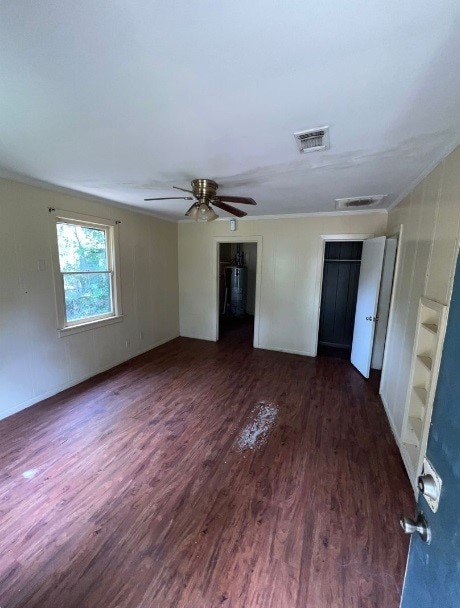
[294,126,329,153]
[335,195,386,210]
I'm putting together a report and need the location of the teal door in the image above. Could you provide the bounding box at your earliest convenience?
[400,255,460,607]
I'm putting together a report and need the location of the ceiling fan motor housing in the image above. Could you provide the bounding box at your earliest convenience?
[144,178,254,219]
[191,178,218,201]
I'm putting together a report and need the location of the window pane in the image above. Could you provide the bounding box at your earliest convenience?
[57,223,108,272]
[63,273,113,322]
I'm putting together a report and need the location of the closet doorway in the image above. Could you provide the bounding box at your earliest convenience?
[316,233,400,378]
[317,241,363,359]
[214,237,262,348]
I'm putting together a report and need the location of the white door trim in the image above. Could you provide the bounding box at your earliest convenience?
[313,233,374,357]
[212,236,263,348]
[379,224,404,395]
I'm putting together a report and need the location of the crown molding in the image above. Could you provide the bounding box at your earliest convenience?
[178,208,388,223]
[387,138,460,212]
[0,172,177,224]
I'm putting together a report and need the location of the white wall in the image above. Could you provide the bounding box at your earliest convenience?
[0,179,179,420]
[381,146,460,439]
[178,212,387,354]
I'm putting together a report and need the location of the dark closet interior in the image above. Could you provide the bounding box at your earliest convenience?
[318,241,363,359]
[218,242,257,343]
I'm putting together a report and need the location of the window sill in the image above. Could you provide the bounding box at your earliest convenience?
[58,315,124,337]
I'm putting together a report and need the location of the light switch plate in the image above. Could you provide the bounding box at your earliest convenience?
[421,457,442,513]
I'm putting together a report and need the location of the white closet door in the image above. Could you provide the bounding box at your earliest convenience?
[351,236,386,378]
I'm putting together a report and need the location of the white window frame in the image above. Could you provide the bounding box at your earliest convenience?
[50,209,123,336]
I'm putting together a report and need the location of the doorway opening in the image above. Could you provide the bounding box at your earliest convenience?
[218,242,257,345]
[318,241,363,360]
[317,235,400,376]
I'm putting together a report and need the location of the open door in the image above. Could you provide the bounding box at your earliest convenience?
[399,256,460,608]
[350,236,386,378]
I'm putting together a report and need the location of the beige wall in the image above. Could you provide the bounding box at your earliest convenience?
[381,146,460,438]
[0,179,179,420]
[178,212,387,354]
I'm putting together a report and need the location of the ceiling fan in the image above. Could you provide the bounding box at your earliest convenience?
[144,178,256,221]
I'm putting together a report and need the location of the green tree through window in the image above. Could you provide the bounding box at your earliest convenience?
[56,222,113,323]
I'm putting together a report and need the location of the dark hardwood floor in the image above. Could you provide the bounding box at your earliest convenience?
[0,324,413,608]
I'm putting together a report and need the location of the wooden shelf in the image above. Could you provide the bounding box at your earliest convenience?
[417,355,433,372]
[413,386,428,407]
[411,386,427,420]
[405,416,423,447]
[410,416,423,441]
[403,442,419,473]
[421,322,438,335]
[401,297,448,492]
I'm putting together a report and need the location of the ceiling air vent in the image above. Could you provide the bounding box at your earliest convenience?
[335,195,386,210]
[294,126,329,153]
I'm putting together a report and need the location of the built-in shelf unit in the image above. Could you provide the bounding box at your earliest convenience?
[401,297,448,491]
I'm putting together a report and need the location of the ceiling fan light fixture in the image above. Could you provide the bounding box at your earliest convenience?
[197,202,218,222]
[206,207,219,222]
[144,178,255,219]
[185,204,200,220]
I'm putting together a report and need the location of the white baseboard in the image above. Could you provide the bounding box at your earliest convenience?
[179,332,216,342]
[256,344,316,357]
[178,332,315,357]
[0,334,179,422]
[379,391,417,497]
[135,334,179,355]
[379,391,402,447]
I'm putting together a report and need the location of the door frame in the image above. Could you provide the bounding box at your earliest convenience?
[313,233,374,357]
[212,236,263,347]
[379,224,404,395]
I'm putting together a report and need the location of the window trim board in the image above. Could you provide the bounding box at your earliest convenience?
[50,208,123,335]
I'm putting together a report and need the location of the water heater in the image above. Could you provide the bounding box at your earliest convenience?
[225,266,248,317]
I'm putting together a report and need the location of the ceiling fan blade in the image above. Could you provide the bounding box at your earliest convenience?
[212,200,247,217]
[144,196,194,201]
[173,186,195,194]
[213,195,256,205]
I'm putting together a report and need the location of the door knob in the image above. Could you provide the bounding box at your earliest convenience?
[400,512,431,543]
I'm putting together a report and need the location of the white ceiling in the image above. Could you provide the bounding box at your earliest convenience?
[1,0,459,220]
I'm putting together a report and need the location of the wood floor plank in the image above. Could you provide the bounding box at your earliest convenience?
[0,323,412,608]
